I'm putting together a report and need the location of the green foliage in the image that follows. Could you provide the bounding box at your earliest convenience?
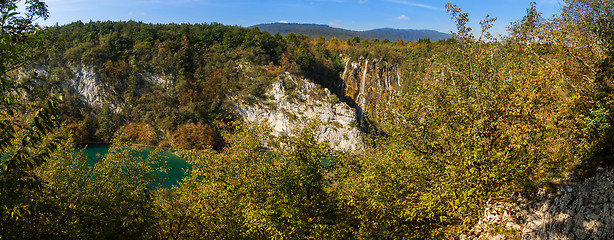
[174,124,349,239]
[23,131,166,239]
[76,142,165,238]
[96,103,114,141]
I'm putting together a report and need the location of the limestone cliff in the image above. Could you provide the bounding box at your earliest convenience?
[22,65,115,110]
[27,65,175,112]
[68,65,109,109]
[235,73,363,152]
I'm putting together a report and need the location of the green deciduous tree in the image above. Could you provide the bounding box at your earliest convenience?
[33,133,166,239]
[174,124,348,239]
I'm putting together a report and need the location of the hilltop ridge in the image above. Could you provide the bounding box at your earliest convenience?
[252,23,452,42]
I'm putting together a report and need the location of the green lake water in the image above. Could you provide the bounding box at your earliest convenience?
[79,144,191,188]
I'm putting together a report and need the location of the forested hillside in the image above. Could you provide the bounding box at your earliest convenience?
[29,19,452,150]
[37,21,290,148]
[2,0,614,239]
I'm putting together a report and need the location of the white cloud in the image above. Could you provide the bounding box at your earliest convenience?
[385,0,442,11]
[129,11,146,16]
[329,20,342,27]
[396,14,408,20]
[277,20,289,23]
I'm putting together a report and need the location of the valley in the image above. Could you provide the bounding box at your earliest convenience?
[2,1,614,239]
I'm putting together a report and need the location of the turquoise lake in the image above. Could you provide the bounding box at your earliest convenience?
[79,144,191,188]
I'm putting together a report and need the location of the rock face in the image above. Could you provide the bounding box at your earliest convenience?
[520,169,614,240]
[27,65,172,112]
[461,168,614,240]
[24,64,113,110]
[140,71,172,89]
[68,65,108,108]
[235,73,363,152]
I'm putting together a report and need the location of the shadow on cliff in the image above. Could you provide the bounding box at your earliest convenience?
[296,56,389,141]
[298,58,346,103]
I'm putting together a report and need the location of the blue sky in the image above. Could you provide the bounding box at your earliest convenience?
[38,0,565,36]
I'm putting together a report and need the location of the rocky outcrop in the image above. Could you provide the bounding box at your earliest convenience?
[140,71,172,89]
[520,169,614,239]
[68,65,109,109]
[235,73,363,152]
[21,65,112,109]
[460,201,523,240]
[26,64,173,112]
[461,168,614,240]
[27,63,365,151]
[23,64,114,110]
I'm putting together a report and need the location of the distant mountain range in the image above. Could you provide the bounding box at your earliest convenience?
[252,23,452,42]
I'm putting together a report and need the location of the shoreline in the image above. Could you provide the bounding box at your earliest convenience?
[76,142,182,154]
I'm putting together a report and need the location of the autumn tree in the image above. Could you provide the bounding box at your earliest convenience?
[115,122,158,146]
[172,122,219,150]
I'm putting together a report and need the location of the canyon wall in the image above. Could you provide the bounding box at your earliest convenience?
[235,73,363,152]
